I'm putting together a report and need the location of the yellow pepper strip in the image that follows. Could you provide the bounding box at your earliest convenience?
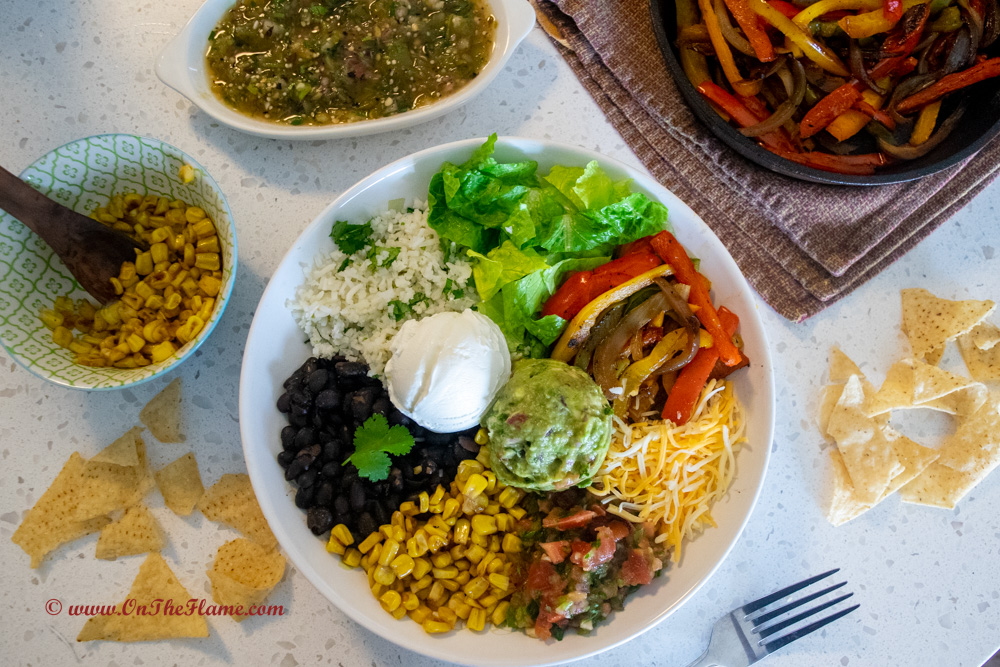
[677,0,713,87]
[792,0,882,29]
[551,264,675,363]
[910,100,942,145]
[613,328,689,418]
[697,0,762,97]
[749,0,851,76]
[827,89,885,141]
[839,0,930,38]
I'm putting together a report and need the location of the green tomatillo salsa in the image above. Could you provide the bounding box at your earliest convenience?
[205,0,496,126]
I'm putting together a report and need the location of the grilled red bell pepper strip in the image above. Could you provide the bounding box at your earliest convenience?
[619,235,655,257]
[880,2,930,56]
[696,82,796,152]
[799,83,863,138]
[767,0,802,18]
[662,307,740,425]
[883,0,903,21]
[853,97,897,129]
[541,271,593,320]
[650,231,742,367]
[897,58,1000,113]
[725,0,777,61]
[773,149,887,174]
[541,252,663,320]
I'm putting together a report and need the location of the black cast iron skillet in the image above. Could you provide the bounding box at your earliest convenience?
[649,0,1000,185]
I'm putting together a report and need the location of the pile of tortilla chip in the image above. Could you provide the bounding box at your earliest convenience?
[820,289,1000,525]
[9,379,285,642]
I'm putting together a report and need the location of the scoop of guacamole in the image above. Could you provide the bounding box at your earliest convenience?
[482,359,612,492]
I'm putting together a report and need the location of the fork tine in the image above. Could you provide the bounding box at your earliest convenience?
[741,568,840,615]
[750,581,848,626]
[761,603,861,654]
[755,593,854,639]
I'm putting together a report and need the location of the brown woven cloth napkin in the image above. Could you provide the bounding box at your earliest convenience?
[533,0,1000,321]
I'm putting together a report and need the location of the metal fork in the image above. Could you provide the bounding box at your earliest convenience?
[685,569,859,667]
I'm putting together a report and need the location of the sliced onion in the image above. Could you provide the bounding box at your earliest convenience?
[804,63,848,93]
[593,292,668,398]
[574,302,625,372]
[651,278,701,374]
[943,27,974,74]
[959,0,984,55]
[850,39,886,95]
[917,32,941,75]
[888,72,940,122]
[630,329,645,361]
[715,0,756,57]
[878,104,965,160]
[741,58,806,138]
[984,0,1000,46]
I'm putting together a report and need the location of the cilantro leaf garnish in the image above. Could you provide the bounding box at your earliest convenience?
[367,245,401,269]
[344,414,415,482]
[388,299,410,321]
[330,219,372,255]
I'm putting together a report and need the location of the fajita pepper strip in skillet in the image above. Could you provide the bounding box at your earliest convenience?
[791,0,883,29]
[748,0,851,75]
[773,149,887,174]
[767,0,803,18]
[909,101,942,144]
[799,83,863,138]
[897,58,1000,113]
[649,231,742,367]
[839,0,929,38]
[698,0,762,96]
[724,0,777,61]
[662,307,740,425]
[695,82,797,152]
[883,0,904,21]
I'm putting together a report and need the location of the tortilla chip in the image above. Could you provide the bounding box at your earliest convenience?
[934,396,1000,475]
[198,474,276,549]
[971,321,1000,350]
[154,453,205,516]
[820,375,886,437]
[140,378,186,443]
[95,505,165,560]
[11,453,112,568]
[924,344,945,366]
[866,360,914,417]
[826,449,873,526]
[898,463,989,510]
[89,427,143,467]
[958,324,1000,382]
[829,346,862,383]
[207,538,286,622]
[880,429,940,497]
[827,376,903,504]
[866,359,980,416]
[901,288,995,360]
[911,360,976,404]
[73,434,153,521]
[77,553,209,641]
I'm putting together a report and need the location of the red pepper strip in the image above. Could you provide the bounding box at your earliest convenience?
[774,149,887,175]
[853,98,897,129]
[618,235,655,257]
[541,271,593,319]
[662,307,740,425]
[800,83,863,138]
[867,55,917,80]
[767,0,801,19]
[589,252,663,296]
[696,82,797,152]
[898,58,1000,113]
[649,231,742,367]
[725,0,777,62]
[881,3,930,57]
[883,0,903,21]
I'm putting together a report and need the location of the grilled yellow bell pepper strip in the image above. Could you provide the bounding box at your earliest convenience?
[698,0,763,97]
[551,264,675,363]
[613,328,690,418]
[677,0,713,87]
[827,88,886,141]
[792,0,882,29]
[748,0,851,76]
[838,0,930,38]
[910,101,942,145]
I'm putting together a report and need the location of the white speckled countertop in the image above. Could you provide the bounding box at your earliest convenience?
[2,1,999,666]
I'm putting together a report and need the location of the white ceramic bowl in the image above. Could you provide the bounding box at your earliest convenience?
[0,134,238,390]
[239,137,774,665]
[156,0,536,140]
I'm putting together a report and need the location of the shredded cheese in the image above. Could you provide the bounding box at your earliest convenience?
[589,380,746,563]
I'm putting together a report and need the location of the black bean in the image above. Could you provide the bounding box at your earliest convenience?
[423,459,439,477]
[334,494,350,516]
[315,482,334,507]
[311,411,327,428]
[295,484,315,508]
[285,457,307,481]
[297,469,318,488]
[348,387,378,423]
[320,457,341,477]
[277,450,295,468]
[280,425,297,450]
[357,512,377,538]
[387,409,411,427]
[307,369,329,394]
[276,392,292,413]
[315,389,340,411]
[372,501,390,526]
[349,480,366,512]
[371,395,392,418]
[458,435,479,453]
[283,369,304,389]
[289,412,308,427]
[338,424,353,447]
[290,389,311,409]
[293,427,315,451]
[424,430,451,446]
[335,361,367,381]
[307,507,334,535]
[388,468,404,493]
[302,358,320,376]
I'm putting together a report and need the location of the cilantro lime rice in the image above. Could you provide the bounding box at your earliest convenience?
[289,202,476,375]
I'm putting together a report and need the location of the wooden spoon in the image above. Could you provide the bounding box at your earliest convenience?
[0,165,146,304]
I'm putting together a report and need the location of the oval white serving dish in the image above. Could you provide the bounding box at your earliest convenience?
[239,137,775,665]
[156,0,536,140]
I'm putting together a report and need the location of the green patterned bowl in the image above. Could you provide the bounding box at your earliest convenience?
[0,134,237,390]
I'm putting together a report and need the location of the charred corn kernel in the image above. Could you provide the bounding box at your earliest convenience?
[326,534,346,555]
[436,607,458,625]
[379,590,402,613]
[330,524,353,546]
[343,548,362,568]
[401,592,420,611]
[418,491,430,513]
[470,515,497,536]
[497,487,522,509]
[488,574,509,592]
[410,575,432,593]
[358,532,382,554]
[374,565,396,586]
[508,507,526,520]
[178,164,196,183]
[492,602,509,626]
[430,552,453,568]
[427,582,446,606]
[196,235,220,254]
[442,498,461,521]
[474,428,489,445]
[468,607,487,631]
[456,460,485,483]
[149,340,176,363]
[427,534,448,553]
[462,474,488,498]
[195,252,220,271]
[150,242,169,264]
[378,539,400,567]
[463,577,489,600]
[502,534,522,553]
[164,292,182,310]
[453,519,471,546]
[412,557,432,580]
[399,501,418,516]
[409,605,433,624]
[432,566,459,580]
[135,252,153,276]
[391,554,415,578]
[39,309,64,329]
[422,620,451,634]
[124,333,145,353]
[476,447,491,467]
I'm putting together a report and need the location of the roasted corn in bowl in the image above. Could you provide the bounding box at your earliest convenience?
[0,134,237,390]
